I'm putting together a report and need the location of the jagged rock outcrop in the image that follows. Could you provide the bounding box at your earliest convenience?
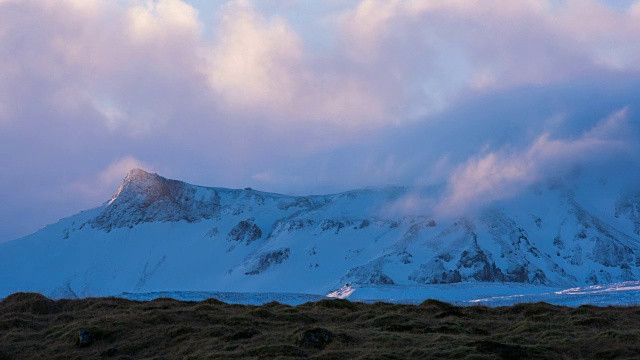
[228,220,263,244]
[245,248,291,275]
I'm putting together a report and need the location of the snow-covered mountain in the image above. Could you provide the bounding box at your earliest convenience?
[2,168,640,300]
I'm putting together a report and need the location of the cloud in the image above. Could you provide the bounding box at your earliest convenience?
[71,156,154,204]
[3,0,640,132]
[2,0,640,240]
[126,0,201,42]
[337,0,640,108]
[434,108,634,216]
[205,0,398,126]
[207,0,304,112]
[0,0,207,135]
[97,156,154,192]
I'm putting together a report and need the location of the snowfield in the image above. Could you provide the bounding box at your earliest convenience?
[2,169,640,306]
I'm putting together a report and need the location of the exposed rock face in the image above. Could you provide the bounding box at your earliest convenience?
[271,219,315,236]
[344,260,398,286]
[366,272,395,285]
[227,220,263,244]
[409,263,463,284]
[245,248,291,275]
[593,237,634,267]
[457,245,505,282]
[92,169,221,231]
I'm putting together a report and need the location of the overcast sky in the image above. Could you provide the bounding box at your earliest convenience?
[2,0,640,241]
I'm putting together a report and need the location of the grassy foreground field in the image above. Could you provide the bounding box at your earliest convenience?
[1,293,640,359]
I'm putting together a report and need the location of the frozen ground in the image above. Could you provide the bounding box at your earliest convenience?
[116,281,640,307]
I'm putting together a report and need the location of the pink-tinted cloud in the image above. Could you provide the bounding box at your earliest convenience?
[3,0,640,131]
[1,0,640,240]
[71,156,155,204]
[338,0,640,99]
[435,108,634,216]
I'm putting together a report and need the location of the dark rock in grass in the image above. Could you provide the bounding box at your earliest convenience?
[295,328,332,349]
[74,327,115,348]
[74,328,97,348]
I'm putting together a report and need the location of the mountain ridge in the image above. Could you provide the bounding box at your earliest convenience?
[1,168,640,300]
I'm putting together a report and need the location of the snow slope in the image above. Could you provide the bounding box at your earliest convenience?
[2,169,640,303]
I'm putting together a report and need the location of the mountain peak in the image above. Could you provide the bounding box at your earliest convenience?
[110,169,167,205]
[124,168,154,182]
[122,168,162,188]
[95,169,221,231]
